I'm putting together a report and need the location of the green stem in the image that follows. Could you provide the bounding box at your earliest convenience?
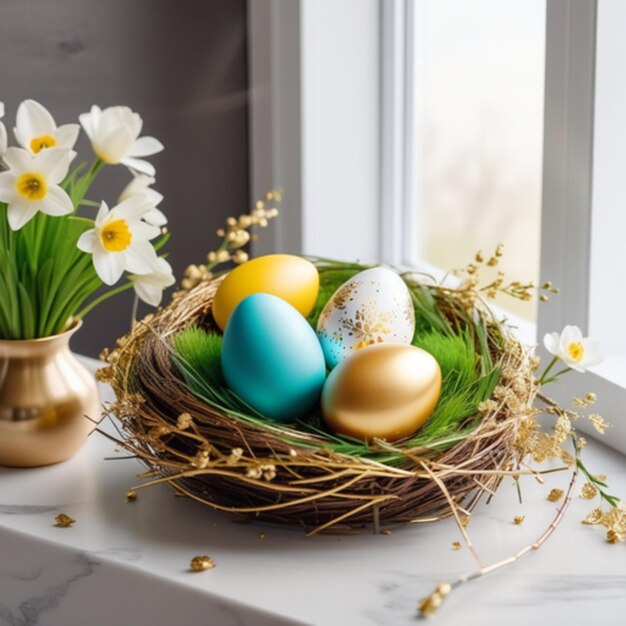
[75,281,134,319]
[71,158,105,211]
[130,293,139,327]
[538,356,558,385]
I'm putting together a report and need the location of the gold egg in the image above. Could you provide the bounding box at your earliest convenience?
[321,343,441,442]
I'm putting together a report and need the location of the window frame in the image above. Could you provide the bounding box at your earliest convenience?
[248,0,626,453]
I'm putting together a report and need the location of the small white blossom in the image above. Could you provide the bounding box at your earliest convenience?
[543,325,603,372]
[0,147,74,230]
[119,174,167,226]
[79,105,163,176]
[129,257,175,306]
[14,99,79,154]
[77,197,160,285]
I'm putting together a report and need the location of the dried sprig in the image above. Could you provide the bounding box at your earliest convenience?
[453,244,558,307]
[179,189,281,292]
[417,467,578,617]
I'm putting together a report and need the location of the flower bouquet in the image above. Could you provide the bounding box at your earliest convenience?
[0,99,174,466]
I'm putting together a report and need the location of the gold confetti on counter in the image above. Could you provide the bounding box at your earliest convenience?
[190,555,216,571]
[451,541,461,550]
[126,489,137,502]
[514,515,525,525]
[581,482,598,500]
[547,488,564,502]
[54,513,75,528]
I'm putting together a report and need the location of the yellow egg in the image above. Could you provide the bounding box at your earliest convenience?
[321,343,441,442]
[212,254,319,331]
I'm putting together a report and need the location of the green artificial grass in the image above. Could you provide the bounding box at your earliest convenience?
[172,259,502,464]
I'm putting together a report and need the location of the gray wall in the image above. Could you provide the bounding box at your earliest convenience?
[0,0,249,356]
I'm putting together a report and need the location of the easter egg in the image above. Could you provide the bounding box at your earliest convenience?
[316,267,415,369]
[221,293,326,422]
[212,254,319,331]
[321,343,441,441]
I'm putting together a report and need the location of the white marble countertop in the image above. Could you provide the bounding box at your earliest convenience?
[1,358,626,626]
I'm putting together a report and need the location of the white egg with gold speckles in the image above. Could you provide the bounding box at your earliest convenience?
[316,267,415,369]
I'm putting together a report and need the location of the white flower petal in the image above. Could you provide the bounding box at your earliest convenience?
[79,106,101,140]
[127,136,164,157]
[543,332,561,357]
[123,240,158,274]
[119,156,156,177]
[93,125,136,163]
[99,106,141,141]
[132,278,163,306]
[143,206,167,227]
[15,99,56,149]
[77,229,98,253]
[92,248,125,285]
[111,194,152,223]
[54,124,80,150]
[132,220,161,240]
[130,257,175,306]
[3,147,35,173]
[559,325,582,354]
[118,174,161,203]
[33,147,73,184]
[95,201,110,227]
[40,185,73,216]
[7,199,38,231]
[580,338,603,368]
[0,172,16,202]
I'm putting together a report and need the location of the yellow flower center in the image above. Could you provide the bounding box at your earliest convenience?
[30,134,57,153]
[567,342,584,362]
[15,172,47,201]
[100,219,132,252]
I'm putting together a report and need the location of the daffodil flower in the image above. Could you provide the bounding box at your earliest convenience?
[77,197,160,285]
[539,325,603,385]
[118,174,167,226]
[79,105,163,176]
[0,101,7,158]
[14,99,80,154]
[129,256,175,306]
[0,147,74,230]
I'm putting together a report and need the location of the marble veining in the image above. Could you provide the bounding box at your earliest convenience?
[0,506,58,516]
[0,553,97,626]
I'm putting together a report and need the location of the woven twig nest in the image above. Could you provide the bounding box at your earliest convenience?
[101,259,536,535]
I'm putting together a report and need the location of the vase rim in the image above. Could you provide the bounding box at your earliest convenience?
[0,318,83,346]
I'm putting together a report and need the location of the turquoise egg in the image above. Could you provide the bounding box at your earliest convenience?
[221,293,326,422]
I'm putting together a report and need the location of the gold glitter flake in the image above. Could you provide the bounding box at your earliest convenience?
[190,555,216,571]
[547,488,564,502]
[451,541,461,550]
[581,482,598,500]
[55,513,75,528]
[126,489,138,502]
[514,515,525,525]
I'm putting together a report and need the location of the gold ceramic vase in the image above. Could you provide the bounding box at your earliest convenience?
[0,321,100,467]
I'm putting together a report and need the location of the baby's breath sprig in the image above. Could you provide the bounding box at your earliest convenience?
[573,435,621,509]
[180,190,281,292]
[454,244,558,305]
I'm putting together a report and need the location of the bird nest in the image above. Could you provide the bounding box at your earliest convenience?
[99,259,537,536]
